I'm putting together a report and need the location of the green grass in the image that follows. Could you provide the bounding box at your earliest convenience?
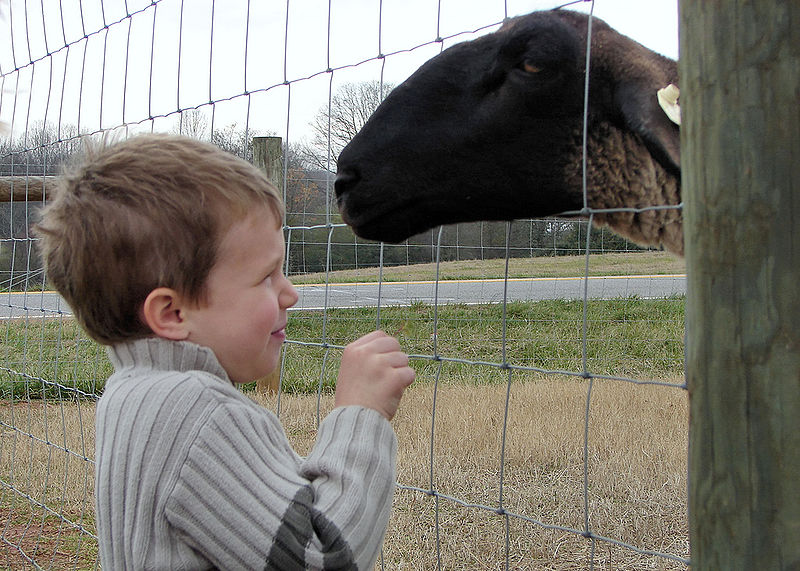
[289,251,685,284]
[2,297,685,399]
[270,296,684,394]
[1,318,111,400]
[2,252,685,399]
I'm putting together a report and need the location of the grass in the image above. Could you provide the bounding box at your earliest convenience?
[0,318,111,400]
[289,251,685,284]
[260,379,689,569]
[1,297,685,399]
[1,253,687,567]
[277,297,685,394]
[1,378,689,570]
[384,380,689,569]
[0,399,98,570]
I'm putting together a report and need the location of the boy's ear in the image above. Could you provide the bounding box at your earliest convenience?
[142,287,190,341]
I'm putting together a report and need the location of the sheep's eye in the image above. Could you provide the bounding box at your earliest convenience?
[521,60,543,74]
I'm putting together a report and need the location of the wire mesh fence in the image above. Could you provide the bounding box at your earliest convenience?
[1,0,688,568]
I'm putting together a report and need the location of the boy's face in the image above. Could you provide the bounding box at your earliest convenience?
[183,208,298,383]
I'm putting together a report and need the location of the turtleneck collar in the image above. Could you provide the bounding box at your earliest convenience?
[107,337,231,384]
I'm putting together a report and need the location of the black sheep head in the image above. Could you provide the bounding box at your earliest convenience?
[335,10,683,255]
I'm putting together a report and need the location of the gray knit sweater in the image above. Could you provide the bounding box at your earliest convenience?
[95,338,397,570]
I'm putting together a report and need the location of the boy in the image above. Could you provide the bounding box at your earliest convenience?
[35,133,415,570]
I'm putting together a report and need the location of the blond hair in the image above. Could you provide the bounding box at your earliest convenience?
[35,133,284,345]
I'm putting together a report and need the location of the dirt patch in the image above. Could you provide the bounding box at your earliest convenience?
[1,505,98,570]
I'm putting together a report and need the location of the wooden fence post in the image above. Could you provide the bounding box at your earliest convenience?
[252,136,285,395]
[680,1,800,568]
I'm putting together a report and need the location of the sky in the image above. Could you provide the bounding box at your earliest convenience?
[0,0,678,145]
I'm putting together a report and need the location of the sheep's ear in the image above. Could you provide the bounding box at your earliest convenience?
[615,82,681,174]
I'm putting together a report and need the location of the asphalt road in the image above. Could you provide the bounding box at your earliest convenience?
[2,275,686,319]
[293,274,686,310]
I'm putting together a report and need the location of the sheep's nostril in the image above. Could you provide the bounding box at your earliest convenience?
[334,168,360,199]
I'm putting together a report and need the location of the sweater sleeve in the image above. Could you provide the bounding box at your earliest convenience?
[165,402,397,571]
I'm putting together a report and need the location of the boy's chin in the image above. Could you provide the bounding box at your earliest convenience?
[235,362,281,386]
[226,348,282,384]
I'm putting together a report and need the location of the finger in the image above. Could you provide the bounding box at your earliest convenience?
[349,335,402,358]
[347,330,388,348]
[397,366,415,387]
[381,351,409,368]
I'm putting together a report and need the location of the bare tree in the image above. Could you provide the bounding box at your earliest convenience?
[0,121,80,176]
[174,109,209,140]
[211,123,259,162]
[305,80,393,172]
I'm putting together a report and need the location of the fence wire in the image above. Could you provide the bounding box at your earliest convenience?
[0,0,688,569]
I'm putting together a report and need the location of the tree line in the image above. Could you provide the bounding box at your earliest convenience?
[0,81,641,289]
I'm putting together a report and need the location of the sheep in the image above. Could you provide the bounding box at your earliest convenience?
[335,9,683,256]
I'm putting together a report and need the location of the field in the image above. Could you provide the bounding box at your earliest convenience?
[280,380,689,570]
[1,378,688,570]
[2,253,688,568]
[290,251,685,284]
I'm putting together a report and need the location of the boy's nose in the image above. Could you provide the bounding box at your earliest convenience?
[282,281,299,309]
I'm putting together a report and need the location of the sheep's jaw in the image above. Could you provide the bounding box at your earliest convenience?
[337,175,683,257]
[335,186,439,243]
[337,128,683,254]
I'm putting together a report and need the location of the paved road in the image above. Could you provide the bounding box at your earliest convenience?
[1,275,685,318]
[293,275,686,309]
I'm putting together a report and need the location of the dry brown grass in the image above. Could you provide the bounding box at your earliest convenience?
[290,251,686,284]
[258,376,689,570]
[1,377,688,570]
[0,399,98,570]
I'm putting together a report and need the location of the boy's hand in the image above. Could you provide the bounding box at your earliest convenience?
[335,330,415,421]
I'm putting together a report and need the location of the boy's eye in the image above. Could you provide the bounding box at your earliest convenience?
[261,260,285,285]
[263,267,282,284]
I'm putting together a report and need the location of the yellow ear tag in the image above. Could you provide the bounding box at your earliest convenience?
[657,84,681,126]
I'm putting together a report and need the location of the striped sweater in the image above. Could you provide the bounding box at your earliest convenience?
[95,338,397,570]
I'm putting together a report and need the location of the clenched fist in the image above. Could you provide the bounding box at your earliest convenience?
[335,330,415,420]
